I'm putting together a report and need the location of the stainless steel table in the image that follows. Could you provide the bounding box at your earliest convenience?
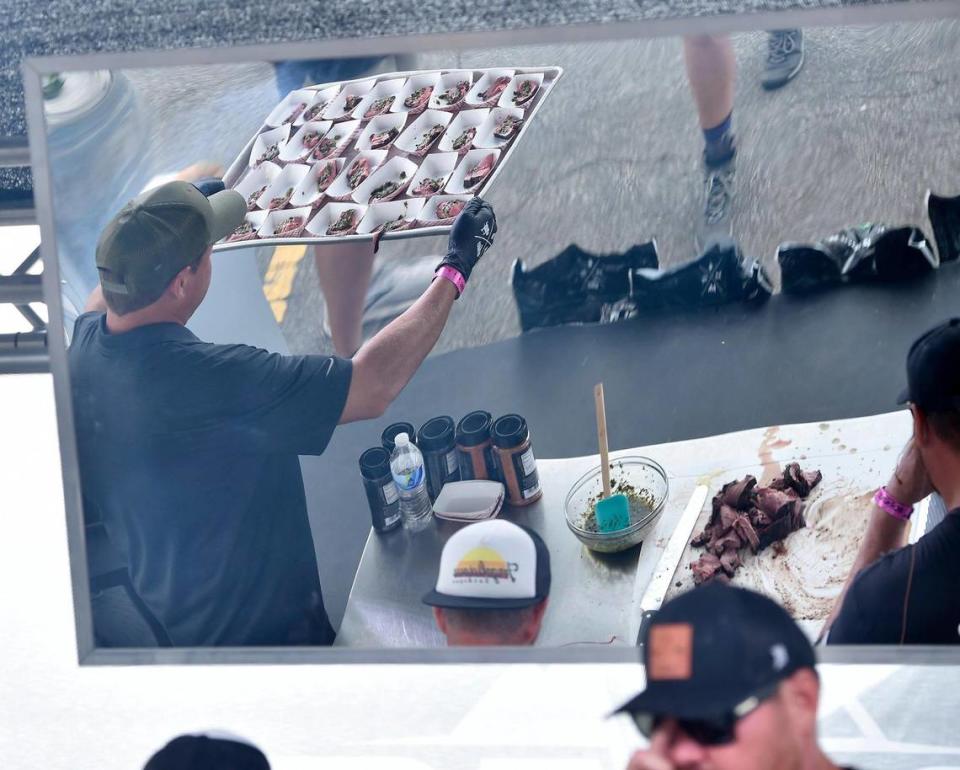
[335,412,926,648]
[335,453,647,648]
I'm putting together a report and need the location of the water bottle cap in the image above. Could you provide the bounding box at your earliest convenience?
[395,432,410,448]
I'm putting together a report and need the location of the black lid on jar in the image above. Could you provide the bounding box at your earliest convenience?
[382,422,416,452]
[417,416,455,451]
[359,446,391,479]
[456,410,493,447]
[492,414,529,449]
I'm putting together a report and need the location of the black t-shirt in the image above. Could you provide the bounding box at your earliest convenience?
[69,313,352,646]
[828,511,960,645]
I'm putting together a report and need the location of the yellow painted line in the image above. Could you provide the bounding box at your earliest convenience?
[262,244,307,324]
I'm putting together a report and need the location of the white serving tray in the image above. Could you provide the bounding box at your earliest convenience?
[217,65,563,251]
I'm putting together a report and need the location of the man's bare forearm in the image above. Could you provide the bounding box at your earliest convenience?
[355,277,457,406]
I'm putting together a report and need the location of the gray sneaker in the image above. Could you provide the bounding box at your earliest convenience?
[696,158,736,253]
[762,29,804,90]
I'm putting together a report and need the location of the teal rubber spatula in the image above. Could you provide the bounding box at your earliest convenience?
[594,382,630,532]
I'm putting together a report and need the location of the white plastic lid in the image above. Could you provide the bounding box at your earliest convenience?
[395,432,410,447]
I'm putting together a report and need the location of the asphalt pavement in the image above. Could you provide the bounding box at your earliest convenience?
[55,18,960,358]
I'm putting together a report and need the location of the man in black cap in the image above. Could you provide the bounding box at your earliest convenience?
[144,733,269,770]
[70,180,496,646]
[826,318,960,645]
[617,584,852,770]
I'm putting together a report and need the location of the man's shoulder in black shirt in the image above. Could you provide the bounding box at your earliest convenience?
[828,511,960,645]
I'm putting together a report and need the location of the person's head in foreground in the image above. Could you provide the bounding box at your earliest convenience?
[95,180,245,324]
[423,519,550,646]
[897,318,960,508]
[617,583,846,770]
[144,733,269,770]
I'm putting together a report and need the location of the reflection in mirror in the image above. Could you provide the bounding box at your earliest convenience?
[44,18,960,657]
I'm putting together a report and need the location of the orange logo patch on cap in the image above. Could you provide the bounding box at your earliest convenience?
[648,623,693,681]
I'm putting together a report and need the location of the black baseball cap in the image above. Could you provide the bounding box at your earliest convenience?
[96,180,245,305]
[423,520,551,610]
[144,734,270,770]
[897,318,960,412]
[614,584,816,723]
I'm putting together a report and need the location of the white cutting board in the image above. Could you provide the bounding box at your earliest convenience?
[627,411,924,642]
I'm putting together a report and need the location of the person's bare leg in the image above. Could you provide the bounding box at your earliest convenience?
[313,242,375,357]
[683,34,736,131]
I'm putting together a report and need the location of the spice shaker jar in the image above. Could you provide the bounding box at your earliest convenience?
[359,447,401,533]
[455,410,500,482]
[417,415,460,501]
[492,414,542,506]
[382,422,416,454]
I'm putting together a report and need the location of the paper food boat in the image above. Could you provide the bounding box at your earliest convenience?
[259,206,313,239]
[432,480,505,522]
[498,72,543,110]
[392,73,441,115]
[418,194,471,224]
[325,150,388,201]
[406,153,458,198]
[291,158,344,209]
[265,89,316,128]
[352,77,406,121]
[356,199,426,236]
[438,108,488,155]
[445,148,501,195]
[394,109,453,157]
[248,125,290,168]
[465,69,515,106]
[323,78,376,121]
[429,70,474,112]
[303,121,360,163]
[260,164,311,211]
[355,113,408,152]
[224,210,269,243]
[298,85,342,125]
[351,157,418,205]
[279,121,333,162]
[473,107,524,149]
[306,202,367,238]
[233,162,281,211]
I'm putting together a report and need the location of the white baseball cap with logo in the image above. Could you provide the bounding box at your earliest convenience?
[422,519,551,609]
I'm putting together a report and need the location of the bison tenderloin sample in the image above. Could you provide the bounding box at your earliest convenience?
[691,553,724,584]
[720,549,742,576]
[709,530,743,556]
[720,475,758,509]
[733,514,761,553]
[769,463,823,497]
[756,487,799,518]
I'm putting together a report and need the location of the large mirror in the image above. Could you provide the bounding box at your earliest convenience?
[29,15,960,662]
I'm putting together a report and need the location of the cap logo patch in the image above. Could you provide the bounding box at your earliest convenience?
[648,623,693,681]
[770,644,789,671]
[453,546,518,584]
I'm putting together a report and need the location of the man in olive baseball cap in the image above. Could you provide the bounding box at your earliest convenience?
[617,584,855,770]
[94,180,246,314]
[71,179,498,648]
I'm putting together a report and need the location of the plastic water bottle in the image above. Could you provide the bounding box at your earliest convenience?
[390,433,432,532]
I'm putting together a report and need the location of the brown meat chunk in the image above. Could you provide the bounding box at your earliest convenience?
[709,530,742,556]
[691,553,724,584]
[719,548,742,576]
[733,514,761,553]
[719,475,758,509]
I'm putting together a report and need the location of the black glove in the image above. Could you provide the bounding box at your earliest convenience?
[437,197,497,285]
[192,177,225,197]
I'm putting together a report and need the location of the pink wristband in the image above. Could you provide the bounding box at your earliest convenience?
[874,486,914,521]
[434,266,466,298]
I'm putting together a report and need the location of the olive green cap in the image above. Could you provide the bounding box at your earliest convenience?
[95,181,245,303]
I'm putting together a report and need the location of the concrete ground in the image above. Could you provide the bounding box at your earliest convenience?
[102,18,960,357]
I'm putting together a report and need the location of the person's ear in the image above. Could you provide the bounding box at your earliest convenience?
[780,669,820,741]
[522,599,549,644]
[911,404,931,446]
[168,265,193,300]
[433,607,448,635]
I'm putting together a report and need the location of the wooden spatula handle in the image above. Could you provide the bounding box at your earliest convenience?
[594,383,612,498]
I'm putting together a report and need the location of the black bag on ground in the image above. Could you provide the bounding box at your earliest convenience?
[778,224,938,294]
[927,190,960,264]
